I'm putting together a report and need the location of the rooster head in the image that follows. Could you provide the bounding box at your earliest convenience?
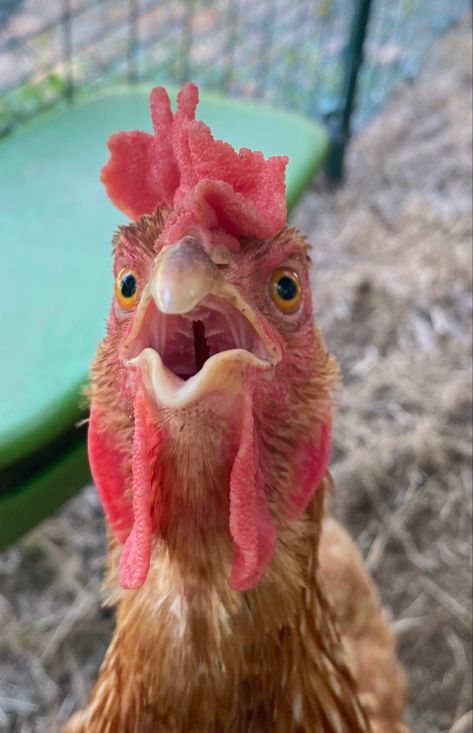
[89,83,337,593]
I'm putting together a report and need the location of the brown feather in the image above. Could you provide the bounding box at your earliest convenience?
[63,210,409,733]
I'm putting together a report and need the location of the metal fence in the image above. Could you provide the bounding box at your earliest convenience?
[0,0,469,179]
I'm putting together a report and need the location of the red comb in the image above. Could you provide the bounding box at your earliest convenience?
[101,82,288,249]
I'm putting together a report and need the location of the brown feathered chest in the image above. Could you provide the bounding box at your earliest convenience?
[65,479,374,733]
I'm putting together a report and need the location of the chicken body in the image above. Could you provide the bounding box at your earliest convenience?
[63,489,407,733]
[61,208,409,733]
[63,83,409,732]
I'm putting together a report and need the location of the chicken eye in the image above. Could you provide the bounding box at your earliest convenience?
[270,268,302,314]
[115,268,138,310]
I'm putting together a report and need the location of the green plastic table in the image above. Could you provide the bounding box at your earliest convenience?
[0,86,328,549]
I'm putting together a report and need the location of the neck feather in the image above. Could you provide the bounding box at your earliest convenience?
[101,481,369,732]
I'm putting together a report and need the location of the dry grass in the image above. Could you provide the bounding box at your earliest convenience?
[295,16,472,732]
[0,15,471,733]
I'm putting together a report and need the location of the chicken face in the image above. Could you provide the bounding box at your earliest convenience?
[88,83,337,595]
[120,234,281,410]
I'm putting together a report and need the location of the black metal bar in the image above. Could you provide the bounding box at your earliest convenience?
[62,0,74,100]
[127,0,139,82]
[281,0,312,99]
[1,0,104,54]
[325,0,374,183]
[255,1,277,95]
[222,0,240,90]
[179,0,195,83]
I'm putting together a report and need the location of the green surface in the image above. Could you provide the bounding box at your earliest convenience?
[0,86,328,475]
[0,439,90,551]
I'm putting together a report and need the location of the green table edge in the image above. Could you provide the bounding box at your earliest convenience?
[0,438,90,551]
[0,379,85,471]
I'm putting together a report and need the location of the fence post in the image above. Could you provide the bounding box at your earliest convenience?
[325,0,373,183]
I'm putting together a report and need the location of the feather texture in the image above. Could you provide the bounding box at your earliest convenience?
[62,179,409,730]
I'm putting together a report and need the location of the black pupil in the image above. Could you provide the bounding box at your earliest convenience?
[121,273,136,298]
[276,275,297,301]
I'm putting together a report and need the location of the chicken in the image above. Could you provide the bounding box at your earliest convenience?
[62,83,409,733]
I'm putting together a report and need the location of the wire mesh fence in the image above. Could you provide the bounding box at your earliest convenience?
[0,0,470,165]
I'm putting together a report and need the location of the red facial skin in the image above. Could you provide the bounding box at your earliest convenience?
[89,216,335,593]
[89,82,335,591]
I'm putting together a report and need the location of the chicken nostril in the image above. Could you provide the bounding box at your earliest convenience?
[180,234,201,249]
[209,244,232,267]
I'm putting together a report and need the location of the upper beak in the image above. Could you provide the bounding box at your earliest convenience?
[121,236,281,409]
[150,236,225,315]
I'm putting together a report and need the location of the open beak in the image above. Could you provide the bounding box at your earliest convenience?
[121,236,281,409]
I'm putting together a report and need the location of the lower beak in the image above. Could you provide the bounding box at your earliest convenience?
[121,237,281,409]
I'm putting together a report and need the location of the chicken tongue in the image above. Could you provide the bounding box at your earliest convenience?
[229,378,277,591]
[119,377,161,589]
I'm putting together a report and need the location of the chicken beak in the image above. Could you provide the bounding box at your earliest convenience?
[121,235,281,410]
[150,235,224,315]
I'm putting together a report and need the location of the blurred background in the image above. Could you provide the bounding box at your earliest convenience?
[0,2,471,732]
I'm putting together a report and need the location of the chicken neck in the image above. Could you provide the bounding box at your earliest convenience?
[84,401,371,733]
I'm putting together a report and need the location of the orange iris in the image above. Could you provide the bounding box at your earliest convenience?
[115,267,138,310]
[270,267,302,314]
